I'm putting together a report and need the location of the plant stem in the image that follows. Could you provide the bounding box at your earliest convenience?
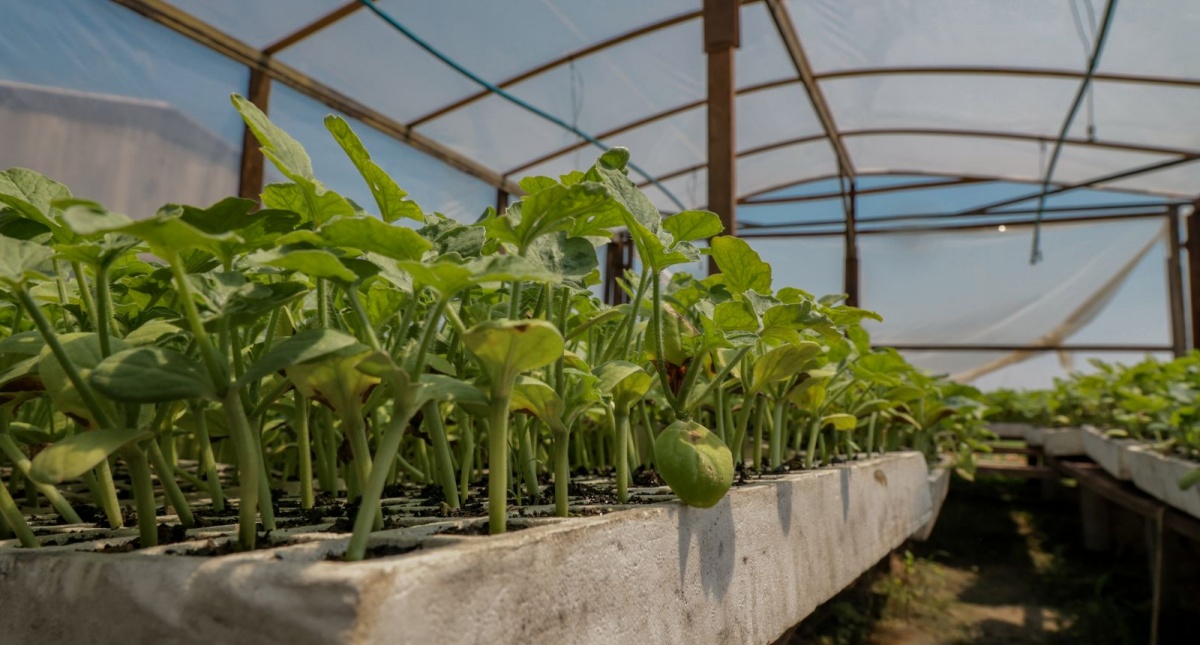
[122,447,159,547]
[0,477,36,548]
[517,417,539,501]
[344,285,382,351]
[93,459,124,528]
[753,396,768,472]
[71,261,98,332]
[553,430,570,517]
[488,390,513,534]
[804,416,822,469]
[191,403,225,511]
[293,392,313,509]
[342,410,373,501]
[147,439,195,527]
[422,400,460,508]
[345,389,418,561]
[95,263,115,356]
[221,389,260,551]
[0,434,82,524]
[770,400,786,470]
[614,407,631,503]
[458,415,475,503]
[52,259,75,332]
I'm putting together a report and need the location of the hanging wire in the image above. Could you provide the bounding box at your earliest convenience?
[1030,0,1119,265]
[1070,0,1100,141]
[354,0,687,211]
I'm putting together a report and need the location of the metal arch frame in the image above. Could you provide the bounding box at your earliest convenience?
[111,0,522,195]
[631,129,1198,199]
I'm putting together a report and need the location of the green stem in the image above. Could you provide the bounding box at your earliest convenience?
[458,415,475,504]
[345,389,418,561]
[221,389,260,551]
[614,407,631,503]
[553,430,570,517]
[344,286,382,351]
[342,410,373,499]
[753,396,768,472]
[317,279,329,328]
[517,417,539,501]
[805,415,822,469]
[93,459,124,528]
[731,395,757,468]
[71,261,98,332]
[122,447,159,547]
[770,400,786,470]
[488,390,513,534]
[191,403,225,511]
[53,259,75,332]
[293,392,313,509]
[422,400,460,508]
[0,477,36,548]
[95,263,115,356]
[0,434,82,524]
[147,439,195,527]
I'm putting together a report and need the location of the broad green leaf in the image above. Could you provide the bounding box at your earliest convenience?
[624,218,697,270]
[0,235,54,286]
[518,176,559,195]
[663,210,723,242]
[38,333,128,427]
[511,375,566,432]
[787,380,827,411]
[90,347,216,403]
[261,182,355,226]
[822,413,858,431]
[239,328,362,388]
[464,319,564,388]
[826,305,884,326]
[248,247,359,284]
[420,218,486,258]
[54,235,140,269]
[177,197,257,234]
[713,300,759,332]
[30,427,151,484]
[400,254,558,295]
[233,94,314,182]
[417,374,488,415]
[750,342,821,394]
[63,203,239,261]
[710,236,771,295]
[0,168,70,231]
[319,217,432,262]
[526,232,597,280]
[286,349,380,416]
[586,147,661,232]
[0,331,45,356]
[594,360,652,410]
[0,356,43,404]
[123,320,186,347]
[325,116,424,223]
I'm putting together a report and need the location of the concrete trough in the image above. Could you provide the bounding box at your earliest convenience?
[0,452,943,645]
[1081,426,1136,481]
[986,422,1032,440]
[1026,427,1085,456]
[1125,446,1200,520]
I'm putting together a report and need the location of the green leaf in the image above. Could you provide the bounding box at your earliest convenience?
[713,300,759,332]
[238,328,362,388]
[29,427,151,484]
[123,320,186,347]
[261,182,355,226]
[286,349,380,416]
[525,232,598,280]
[233,94,315,182]
[464,319,564,388]
[62,203,240,261]
[38,333,128,427]
[0,331,45,356]
[1180,467,1200,491]
[417,374,489,415]
[826,305,884,326]
[0,235,54,286]
[594,360,652,410]
[319,217,432,262]
[663,210,723,242]
[511,375,566,432]
[822,413,858,431]
[710,236,771,295]
[90,347,216,403]
[248,247,359,284]
[177,197,258,234]
[325,116,424,223]
[624,218,698,270]
[0,168,70,231]
[750,342,821,394]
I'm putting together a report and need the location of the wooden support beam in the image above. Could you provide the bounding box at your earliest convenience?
[843,179,860,306]
[262,1,364,55]
[1189,205,1200,350]
[975,464,1058,479]
[237,69,271,201]
[1055,460,1200,543]
[705,0,739,274]
[1167,206,1187,355]
[110,0,521,196]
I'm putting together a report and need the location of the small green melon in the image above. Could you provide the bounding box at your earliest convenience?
[654,420,734,508]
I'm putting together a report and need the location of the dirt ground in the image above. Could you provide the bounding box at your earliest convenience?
[779,476,1199,645]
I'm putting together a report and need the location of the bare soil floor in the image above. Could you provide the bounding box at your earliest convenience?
[779,476,1200,645]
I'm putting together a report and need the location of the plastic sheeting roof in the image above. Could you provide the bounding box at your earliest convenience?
[159,0,1200,208]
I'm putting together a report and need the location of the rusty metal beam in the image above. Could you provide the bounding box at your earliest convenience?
[764,0,853,177]
[1188,205,1200,350]
[742,202,1177,232]
[110,0,521,195]
[739,209,1171,238]
[262,1,364,55]
[1167,206,1187,356]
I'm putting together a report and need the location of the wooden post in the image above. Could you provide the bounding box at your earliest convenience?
[844,178,860,307]
[496,189,509,215]
[704,0,739,275]
[1188,205,1200,350]
[237,68,271,201]
[1167,206,1186,356]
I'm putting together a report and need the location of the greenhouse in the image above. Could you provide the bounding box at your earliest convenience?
[1,1,1199,643]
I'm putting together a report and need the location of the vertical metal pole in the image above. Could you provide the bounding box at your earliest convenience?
[496,189,509,215]
[843,178,861,307]
[1167,206,1186,356]
[704,0,739,275]
[1188,204,1200,350]
[238,68,272,201]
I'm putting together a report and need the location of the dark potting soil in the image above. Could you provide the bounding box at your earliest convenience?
[323,543,424,562]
